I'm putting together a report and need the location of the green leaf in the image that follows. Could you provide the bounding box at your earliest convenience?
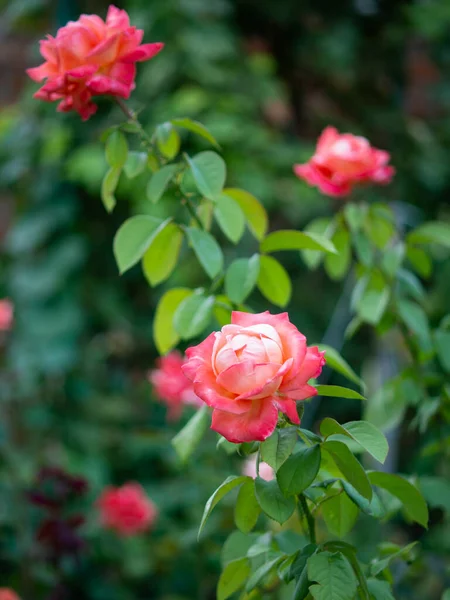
[153,288,192,354]
[105,130,128,169]
[234,479,261,533]
[277,445,321,495]
[172,405,210,463]
[222,531,259,566]
[199,476,249,538]
[344,203,366,233]
[257,255,292,308]
[260,427,298,472]
[397,268,426,302]
[322,441,372,500]
[406,245,432,278]
[340,481,386,519]
[113,215,165,274]
[324,226,351,281]
[307,551,357,600]
[254,477,296,524]
[185,226,224,279]
[223,188,268,240]
[213,194,246,243]
[316,344,363,388]
[186,151,226,199]
[123,151,147,178]
[217,558,251,600]
[369,542,418,577]
[407,221,450,248]
[173,292,215,340]
[355,271,389,326]
[322,492,359,538]
[171,117,219,148]
[142,222,183,286]
[381,243,405,278]
[397,299,431,347]
[225,254,260,304]
[320,418,389,464]
[155,122,180,160]
[146,164,178,204]
[261,230,337,254]
[352,232,374,267]
[246,557,283,593]
[316,385,366,401]
[300,217,334,270]
[367,579,395,600]
[365,212,395,249]
[101,166,120,213]
[368,471,428,528]
[434,329,450,372]
[442,590,450,600]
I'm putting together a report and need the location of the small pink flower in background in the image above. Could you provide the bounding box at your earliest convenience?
[0,589,20,600]
[0,299,13,331]
[149,351,202,421]
[182,311,325,444]
[97,483,157,536]
[27,5,164,120]
[243,455,274,482]
[294,126,394,197]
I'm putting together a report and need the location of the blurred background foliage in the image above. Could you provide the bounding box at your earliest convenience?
[0,0,449,598]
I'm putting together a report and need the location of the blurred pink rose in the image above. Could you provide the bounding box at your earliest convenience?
[149,351,202,421]
[243,455,274,481]
[182,311,325,443]
[97,483,157,536]
[27,5,164,120]
[0,589,20,600]
[294,126,394,197]
[0,299,13,331]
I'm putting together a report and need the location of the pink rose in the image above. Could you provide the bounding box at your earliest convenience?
[294,126,394,197]
[243,455,274,481]
[0,299,13,331]
[97,483,157,536]
[148,351,202,421]
[27,5,164,120]
[182,311,325,443]
[0,591,20,600]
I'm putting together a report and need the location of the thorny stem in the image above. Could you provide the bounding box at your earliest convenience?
[115,97,153,150]
[298,494,316,544]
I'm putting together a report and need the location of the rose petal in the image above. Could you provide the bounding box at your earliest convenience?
[211,400,279,443]
[183,333,216,381]
[274,396,300,424]
[121,42,164,63]
[193,365,251,414]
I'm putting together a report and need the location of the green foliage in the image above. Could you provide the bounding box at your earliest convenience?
[257,255,292,307]
[307,551,357,600]
[277,445,321,495]
[260,427,298,471]
[172,405,211,462]
[254,477,296,524]
[225,254,260,304]
[185,226,224,278]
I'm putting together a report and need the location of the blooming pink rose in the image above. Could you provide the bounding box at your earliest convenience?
[97,483,157,536]
[243,455,274,481]
[0,590,20,600]
[26,5,164,120]
[182,311,325,443]
[294,126,395,197]
[0,299,13,331]
[148,351,202,421]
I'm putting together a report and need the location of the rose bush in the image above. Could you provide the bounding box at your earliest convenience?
[26,5,163,120]
[182,311,325,443]
[294,126,394,196]
[148,351,201,421]
[97,483,157,536]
